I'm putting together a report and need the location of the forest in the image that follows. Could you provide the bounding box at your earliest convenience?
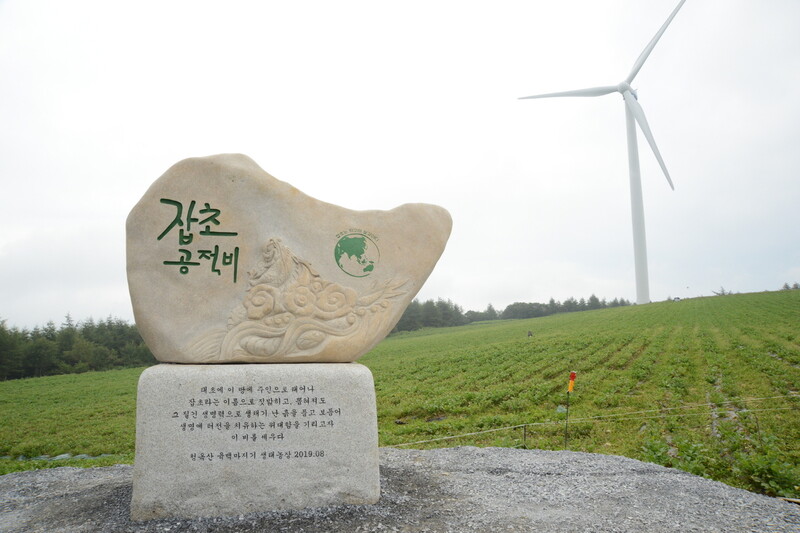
[6,283,800,380]
[391,294,631,332]
[0,315,153,381]
[0,294,640,380]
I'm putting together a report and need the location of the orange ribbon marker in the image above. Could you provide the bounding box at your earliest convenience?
[568,371,577,393]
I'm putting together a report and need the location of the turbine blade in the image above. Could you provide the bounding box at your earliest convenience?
[626,0,687,84]
[519,86,618,99]
[622,90,675,190]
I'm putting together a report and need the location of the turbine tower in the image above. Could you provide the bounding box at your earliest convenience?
[520,0,686,305]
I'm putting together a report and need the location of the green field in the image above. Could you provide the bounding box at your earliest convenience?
[1,290,799,497]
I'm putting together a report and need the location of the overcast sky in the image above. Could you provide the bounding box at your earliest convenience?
[1,0,798,329]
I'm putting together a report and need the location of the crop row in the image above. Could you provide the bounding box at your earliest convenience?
[362,291,800,496]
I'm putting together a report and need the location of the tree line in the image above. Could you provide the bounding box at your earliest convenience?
[3,284,796,381]
[0,294,629,380]
[0,315,154,381]
[392,294,631,333]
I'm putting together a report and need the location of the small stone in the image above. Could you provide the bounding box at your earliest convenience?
[52,454,73,461]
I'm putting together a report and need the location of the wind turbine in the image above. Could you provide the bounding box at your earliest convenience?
[520,0,686,305]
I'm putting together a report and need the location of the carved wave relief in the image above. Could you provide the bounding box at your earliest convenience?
[189,239,407,362]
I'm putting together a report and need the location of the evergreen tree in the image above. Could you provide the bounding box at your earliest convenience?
[562,297,578,312]
[0,315,155,380]
[57,314,77,354]
[23,337,58,377]
[421,300,442,328]
[464,310,480,323]
[42,321,57,341]
[0,320,24,380]
[436,298,456,327]
[452,303,467,326]
[63,337,115,372]
[501,302,546,319]
[394,299,423,332]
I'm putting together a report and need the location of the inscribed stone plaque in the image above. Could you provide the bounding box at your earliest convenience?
[126,153,452,364]
[131,363,379,520]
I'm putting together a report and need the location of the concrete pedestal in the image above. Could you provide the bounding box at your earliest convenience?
[130,363,380,521]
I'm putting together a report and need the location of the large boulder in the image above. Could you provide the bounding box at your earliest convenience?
[126,154,451,363]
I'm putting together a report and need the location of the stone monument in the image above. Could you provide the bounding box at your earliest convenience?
[127,154,451,520]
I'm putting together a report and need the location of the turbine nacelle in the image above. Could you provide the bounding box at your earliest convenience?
[617,82,636,99]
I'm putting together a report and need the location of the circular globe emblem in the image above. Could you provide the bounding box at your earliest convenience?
[334,233,380,277]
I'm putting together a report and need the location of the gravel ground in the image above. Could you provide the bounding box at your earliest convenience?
[2,447,799,532]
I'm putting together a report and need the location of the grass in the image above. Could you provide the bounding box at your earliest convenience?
[0,367,142,473]
[361,290,800,497]
[1,290,798,497]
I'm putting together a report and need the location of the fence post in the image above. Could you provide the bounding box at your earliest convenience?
[565,371,576,450]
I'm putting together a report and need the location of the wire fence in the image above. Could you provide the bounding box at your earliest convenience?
[385,392,800,449]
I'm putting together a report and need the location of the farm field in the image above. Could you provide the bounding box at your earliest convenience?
[1,290,799,497]
[0,368,140,471]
